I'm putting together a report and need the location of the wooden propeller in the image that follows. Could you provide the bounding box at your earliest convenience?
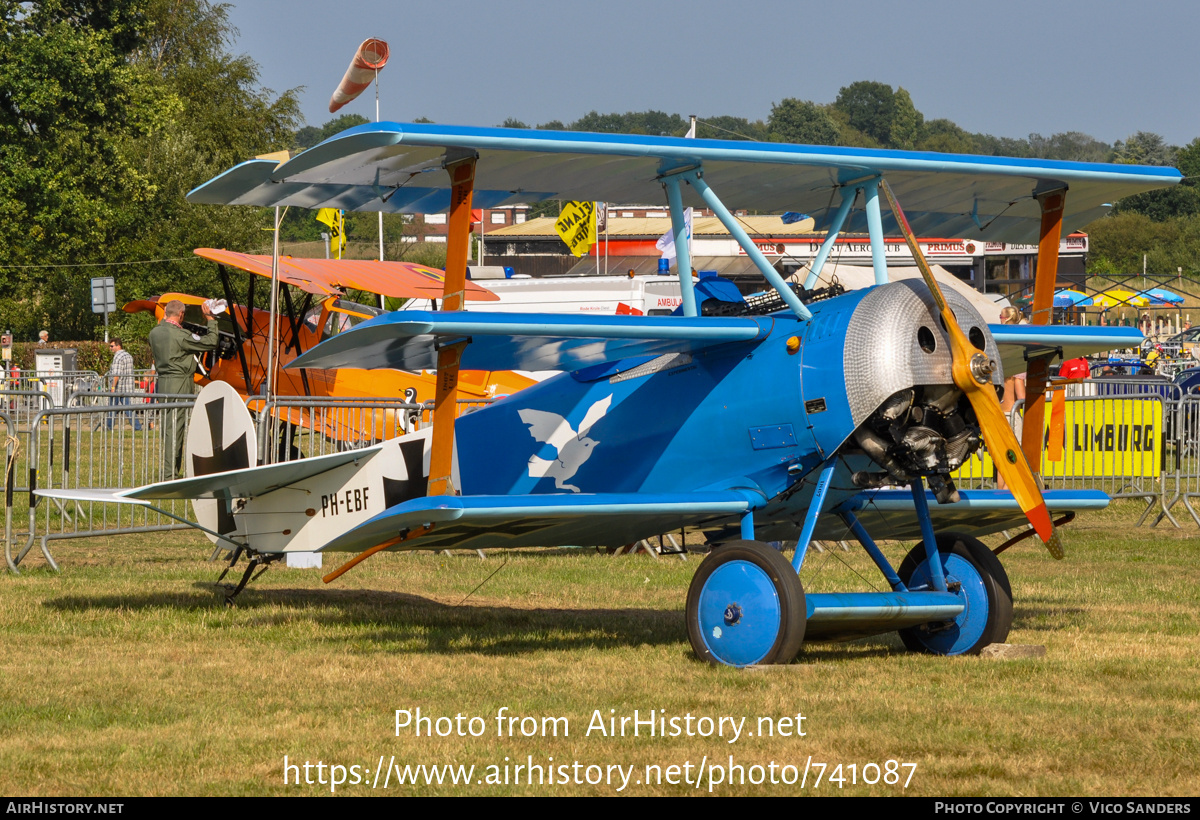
[879,179,1063,559]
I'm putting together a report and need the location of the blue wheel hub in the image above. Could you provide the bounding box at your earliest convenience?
[723,603,743,626]
[697,561,782,667]
[907,553,989,655]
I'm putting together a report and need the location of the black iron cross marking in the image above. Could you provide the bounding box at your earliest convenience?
[191,397,250,534]
[382,437,429,509]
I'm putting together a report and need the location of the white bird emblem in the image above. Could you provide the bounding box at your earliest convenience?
[518,395,613,492]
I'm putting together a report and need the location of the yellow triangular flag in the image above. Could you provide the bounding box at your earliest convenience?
[316,208,345,259]
[554,202,597,257]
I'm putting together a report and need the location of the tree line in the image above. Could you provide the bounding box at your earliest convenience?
[490,83,1200,265]
[2,4,1195,346]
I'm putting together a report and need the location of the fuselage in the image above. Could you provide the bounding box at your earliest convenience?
[454,280,1000,539]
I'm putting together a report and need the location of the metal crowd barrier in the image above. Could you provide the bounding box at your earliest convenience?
[69,382,158,410]
[954,378,1183,527]
[1160,387,1200,527]
[4,393,198,572]
[5,370,102,407]
[11,375,1200,572]
[2,389,55,427]
[2,411,17,573]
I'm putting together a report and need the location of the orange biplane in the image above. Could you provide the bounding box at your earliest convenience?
[124,249,536,442]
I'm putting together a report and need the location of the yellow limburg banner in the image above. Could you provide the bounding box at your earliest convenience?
[954,397,1163,480]
[555,201,597,257]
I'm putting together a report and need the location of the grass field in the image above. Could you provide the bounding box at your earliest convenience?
[1,501,1197,796]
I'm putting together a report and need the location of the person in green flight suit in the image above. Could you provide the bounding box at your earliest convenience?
[149,299,218,479]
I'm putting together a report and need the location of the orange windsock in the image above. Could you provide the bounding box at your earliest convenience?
[328,39,390,113]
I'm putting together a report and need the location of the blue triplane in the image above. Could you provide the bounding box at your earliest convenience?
[46,123,1178,666]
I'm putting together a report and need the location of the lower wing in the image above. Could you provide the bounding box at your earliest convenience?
[827,488,1109,541]
[316,490,765,554]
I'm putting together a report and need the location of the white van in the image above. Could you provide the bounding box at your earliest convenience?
[465,267,684,316]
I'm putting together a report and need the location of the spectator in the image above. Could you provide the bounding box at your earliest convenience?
[37,330,49,346]
[1059,357,1090,380]
[149,300,217,478]
[105,338,141,431]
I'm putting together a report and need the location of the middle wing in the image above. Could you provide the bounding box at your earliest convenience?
[288,311,773,372]
[990,324,1143,378]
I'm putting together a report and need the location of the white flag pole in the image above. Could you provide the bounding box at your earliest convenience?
[266,206,282,404]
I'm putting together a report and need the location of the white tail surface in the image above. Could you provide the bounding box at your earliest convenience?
[178,380,460,555]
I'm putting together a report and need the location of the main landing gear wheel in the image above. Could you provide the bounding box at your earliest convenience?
[686,540,806,667]
[897,532,1013,656]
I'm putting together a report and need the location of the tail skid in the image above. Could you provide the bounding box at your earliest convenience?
[215,546,282,606]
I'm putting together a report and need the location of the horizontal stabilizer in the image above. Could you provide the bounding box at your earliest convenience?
[289,311,772,372]
[34,488,154,506]
[830,489,1108,541]
[35,446,386,505]
[991,325,1142,376]
[128,445,385,500]
[317,490,764,554]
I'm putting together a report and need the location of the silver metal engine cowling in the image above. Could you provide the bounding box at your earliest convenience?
[840,280,1002,502]
[842,279,1003,427]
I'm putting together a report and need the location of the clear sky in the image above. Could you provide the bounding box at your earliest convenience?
[227,0,1200,148]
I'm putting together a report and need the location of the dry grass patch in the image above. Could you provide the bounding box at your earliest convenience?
[1,504,1197,796]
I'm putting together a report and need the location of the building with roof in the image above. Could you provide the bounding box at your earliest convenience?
[473,210,1089,299]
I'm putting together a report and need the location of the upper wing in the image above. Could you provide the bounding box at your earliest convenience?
[188,122,1181,243]
[316,490,764,554]
[193,248,499,302]
[990,325,1143,378]
[827,488,1109,541]
[287,311,772,372]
